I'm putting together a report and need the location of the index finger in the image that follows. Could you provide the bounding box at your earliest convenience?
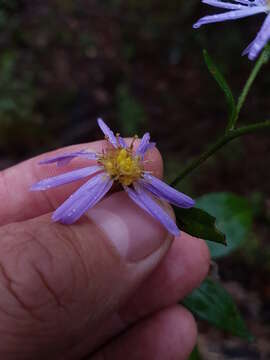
[0,140,163,226]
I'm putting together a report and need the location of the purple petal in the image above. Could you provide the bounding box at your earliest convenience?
[118,136,127,148]
[39,150,97,167]
[242,39,255,56]
[243,13,270,60]
[97,118,118,148]
[52,173,104,221]
[136,133,151,157]
[141,174,195,208]
[52,173,113,224]
[202,0,244,10]
[193,7,266,29]
[133,183,180,236]
[124,186,152,216]
[30,165,102,191]
[146,142,156,152]
[236,1,264,4]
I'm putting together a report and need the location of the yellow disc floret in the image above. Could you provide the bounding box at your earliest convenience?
[99,148,143,186]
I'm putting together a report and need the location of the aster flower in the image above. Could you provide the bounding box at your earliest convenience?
[193,0,270,60]
[31,119,195,236]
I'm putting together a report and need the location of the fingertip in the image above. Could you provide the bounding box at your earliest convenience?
[179,232,210,285]
[118,231,210,325]
[166,305,198,359]
[142,305,198,360]
[94,305,197,360]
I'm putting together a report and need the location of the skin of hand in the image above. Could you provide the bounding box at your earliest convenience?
[0,140,210,360]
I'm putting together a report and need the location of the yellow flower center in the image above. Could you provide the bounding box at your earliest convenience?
[99,148,143,186]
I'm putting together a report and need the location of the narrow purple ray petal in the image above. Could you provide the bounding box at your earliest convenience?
[144,142,156,153]
[235,0,257,4]
[118,136,127,148]
[193,7,266,28]
[124,186,152,216]
[52,173,113,224]
[238,0,265,4]
[136,133,151,157]
[242,39,254,56]
[30,165,102,191]
[97,118,118,148]
[202,0,244,10]
[243,13,270,59]
[52,173,105,221]
[141,174,195,208]
[39,150,97,167]
[134,183,180,236]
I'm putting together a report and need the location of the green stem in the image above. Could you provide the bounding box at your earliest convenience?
[227,47,270,131]
[171,121,270,186]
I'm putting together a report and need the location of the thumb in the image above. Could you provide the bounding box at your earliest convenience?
[0,191,172,359]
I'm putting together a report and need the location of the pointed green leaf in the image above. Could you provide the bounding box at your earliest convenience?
[196,192,252,258]
[203,49,236,122]
[175,206,226,245]
[183,278,253,341]
[188,345,202,360]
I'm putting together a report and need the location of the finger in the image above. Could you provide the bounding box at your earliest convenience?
[0,191,172,359]
[0,139,162,226]
[91,306,197,360]
[66,232,210,355]
[120,232,210,321]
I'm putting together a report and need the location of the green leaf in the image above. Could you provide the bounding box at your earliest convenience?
[196,192,252,258]
[183,278,253,341]
[203,49,236,121]
[188,345,202,360]
[175,207,226,245]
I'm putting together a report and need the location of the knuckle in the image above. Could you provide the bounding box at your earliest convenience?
[0,223,76,320]
[0,220,92,316]
[0,221,94,358]
[0,219,102,358]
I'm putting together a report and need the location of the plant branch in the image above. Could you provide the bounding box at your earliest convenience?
[226,46,270,131]
[171,121,270,186]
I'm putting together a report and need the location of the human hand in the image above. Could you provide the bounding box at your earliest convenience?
[0,140,210,360]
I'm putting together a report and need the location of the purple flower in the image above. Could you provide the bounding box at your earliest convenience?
[31,119,195,236]
[193,0,270,60]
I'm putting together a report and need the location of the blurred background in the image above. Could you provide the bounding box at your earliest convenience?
[0,0,269,358]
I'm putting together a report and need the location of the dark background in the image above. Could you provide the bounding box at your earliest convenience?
[0,1,269,358]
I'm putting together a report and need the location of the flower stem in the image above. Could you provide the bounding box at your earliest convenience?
[171,121,270,186]
[226,46,270,131]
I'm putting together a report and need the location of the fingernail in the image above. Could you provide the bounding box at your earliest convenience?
[86,192,172,262]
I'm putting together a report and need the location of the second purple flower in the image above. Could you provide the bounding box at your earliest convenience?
[193,0,270,60]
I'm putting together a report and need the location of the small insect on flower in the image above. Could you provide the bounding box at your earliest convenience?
[31,119,195,236]
[193,0,270,60]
